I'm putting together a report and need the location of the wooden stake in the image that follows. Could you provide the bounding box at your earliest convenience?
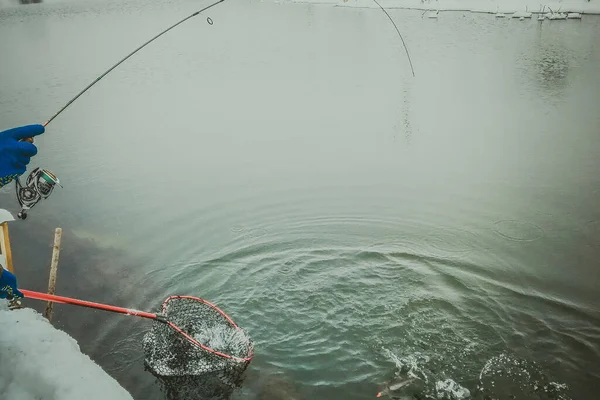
[0,222,14,273]
[44,228,62,321]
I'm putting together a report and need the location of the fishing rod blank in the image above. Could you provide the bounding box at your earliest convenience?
[42,0,227,128]
[371,0,415,77]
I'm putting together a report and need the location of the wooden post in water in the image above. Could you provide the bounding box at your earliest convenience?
[44,228,62,321]
[0,223,14,273]
[0,210,24,310]
[0,210,15,273]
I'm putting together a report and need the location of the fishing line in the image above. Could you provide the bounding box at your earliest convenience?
[371,0,415,77]
[42,0,227,128]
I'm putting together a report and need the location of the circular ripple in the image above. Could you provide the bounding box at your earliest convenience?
[478,353,571,400]
[492,220,544,242]
[367,237,428,257]
[424,229,477,253]
[230,225,246,233]
[280,259,296,275]
[247,228,268,238]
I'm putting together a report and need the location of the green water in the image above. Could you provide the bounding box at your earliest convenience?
[1,0,599,398]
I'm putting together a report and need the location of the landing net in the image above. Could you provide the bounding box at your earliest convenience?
[142,296,253,399]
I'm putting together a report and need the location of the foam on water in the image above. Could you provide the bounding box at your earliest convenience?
[435,379,471,400]
[382,349,573,400]
[143,323,252,376]
[477,353,573,400]
[193,323,252,358]
[382,348,471,399]
[142,296,253,384]
[382,347,430,382]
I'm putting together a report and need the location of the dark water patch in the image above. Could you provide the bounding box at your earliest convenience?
[585,219,600,248]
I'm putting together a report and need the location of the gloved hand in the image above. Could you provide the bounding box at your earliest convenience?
[0,124,45,188]
[0,266,24,299]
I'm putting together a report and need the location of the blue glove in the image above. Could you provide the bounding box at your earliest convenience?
[0,124,45,188]
[0,267,24,299]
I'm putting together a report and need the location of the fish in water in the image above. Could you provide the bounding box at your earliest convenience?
[376,376,425,399]
[231,368,303,400]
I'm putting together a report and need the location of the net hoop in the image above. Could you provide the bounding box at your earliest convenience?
[162,295,253,363]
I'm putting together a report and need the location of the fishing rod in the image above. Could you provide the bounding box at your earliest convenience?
[14,0,228,220]
[44,0,226,128]
[14,0,412,219]
[371,0,415,77]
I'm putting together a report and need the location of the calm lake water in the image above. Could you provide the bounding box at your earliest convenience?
[1,0,599,399]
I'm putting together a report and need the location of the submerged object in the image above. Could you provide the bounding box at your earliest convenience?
[428,10,439,19]
[376,376,425,398]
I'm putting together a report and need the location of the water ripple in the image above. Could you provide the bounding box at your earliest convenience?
[423,228,478,253]
[492,219,545,241]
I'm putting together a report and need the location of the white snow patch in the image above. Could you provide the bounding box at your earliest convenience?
[512,11,532,18]
[0,301,133,400]
[0,208,14,224]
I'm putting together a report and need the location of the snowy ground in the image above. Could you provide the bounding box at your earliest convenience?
[0,301,133,400]
[284,0,600,14]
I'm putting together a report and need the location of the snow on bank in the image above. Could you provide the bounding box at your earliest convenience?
[284,0,600,15]
[0,301,133,400]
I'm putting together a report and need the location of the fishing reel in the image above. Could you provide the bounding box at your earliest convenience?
[15,167,61,220]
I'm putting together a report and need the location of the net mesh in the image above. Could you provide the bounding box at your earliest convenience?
[143,296,253,400]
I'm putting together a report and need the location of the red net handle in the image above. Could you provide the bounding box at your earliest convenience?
[20,290,253,363]
[20,289,160,320]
